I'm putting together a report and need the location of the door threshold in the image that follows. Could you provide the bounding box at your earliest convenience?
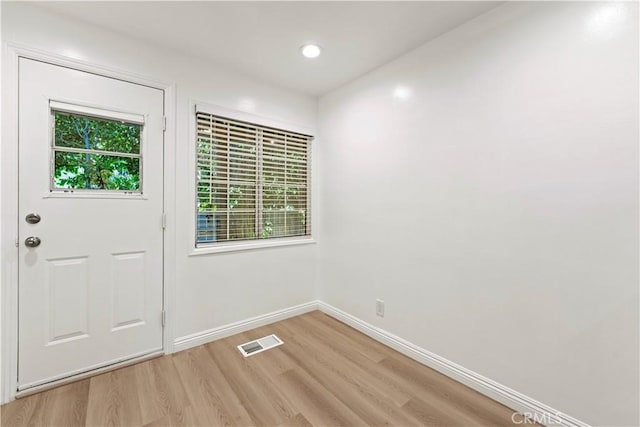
[15,350,164,399]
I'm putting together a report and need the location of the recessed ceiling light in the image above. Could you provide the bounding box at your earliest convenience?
[300,43,322,58]
[393,86,412,100]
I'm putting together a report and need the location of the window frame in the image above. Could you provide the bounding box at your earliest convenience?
[191,102,315,255]
[48,100,146,195]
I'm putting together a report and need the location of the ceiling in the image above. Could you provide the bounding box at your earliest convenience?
[36,1,501,96]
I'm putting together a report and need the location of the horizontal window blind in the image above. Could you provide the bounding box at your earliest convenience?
[196,112,312,245]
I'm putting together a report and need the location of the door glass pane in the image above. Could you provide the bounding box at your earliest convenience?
[54,111,141,154]
[52,109,142,192]
[53,152,140,191]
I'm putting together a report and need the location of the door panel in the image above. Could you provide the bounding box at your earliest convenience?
[46,256,89,344]
[18,58,164,390]
[111,251,146,330]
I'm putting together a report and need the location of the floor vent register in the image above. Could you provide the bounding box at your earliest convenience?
[237,334,283,357]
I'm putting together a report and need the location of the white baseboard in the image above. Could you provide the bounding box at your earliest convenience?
[317,301,590,427]
[172,299,588,427]
[173,301,319,352]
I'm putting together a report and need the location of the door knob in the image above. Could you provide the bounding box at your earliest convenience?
[25,236,41,248]
[25,213,41,224]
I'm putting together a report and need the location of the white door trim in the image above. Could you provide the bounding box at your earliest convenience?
[1,43,177,404]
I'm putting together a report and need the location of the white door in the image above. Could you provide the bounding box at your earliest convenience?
[18,59,165,390]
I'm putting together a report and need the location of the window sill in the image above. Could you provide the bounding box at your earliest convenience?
[189,237,316,256]
[44,191,147,200]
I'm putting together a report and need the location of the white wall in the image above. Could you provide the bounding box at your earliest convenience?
[1,3,318,344]
[318,2,638,426]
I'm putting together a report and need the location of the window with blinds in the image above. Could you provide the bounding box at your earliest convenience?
[196,112,312,246]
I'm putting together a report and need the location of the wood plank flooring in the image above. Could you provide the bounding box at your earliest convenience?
[1,311,524,426]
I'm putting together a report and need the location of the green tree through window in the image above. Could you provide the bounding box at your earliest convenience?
[53,111,141,191]
[196,113,311,245]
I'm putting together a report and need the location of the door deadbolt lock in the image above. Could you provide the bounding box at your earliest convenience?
[25,213,41,224]
[25,236,41,248]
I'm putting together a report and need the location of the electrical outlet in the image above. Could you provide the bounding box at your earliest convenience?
[376,299,385,317]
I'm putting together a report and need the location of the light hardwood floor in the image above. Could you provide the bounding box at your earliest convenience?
[1,311,524,426]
